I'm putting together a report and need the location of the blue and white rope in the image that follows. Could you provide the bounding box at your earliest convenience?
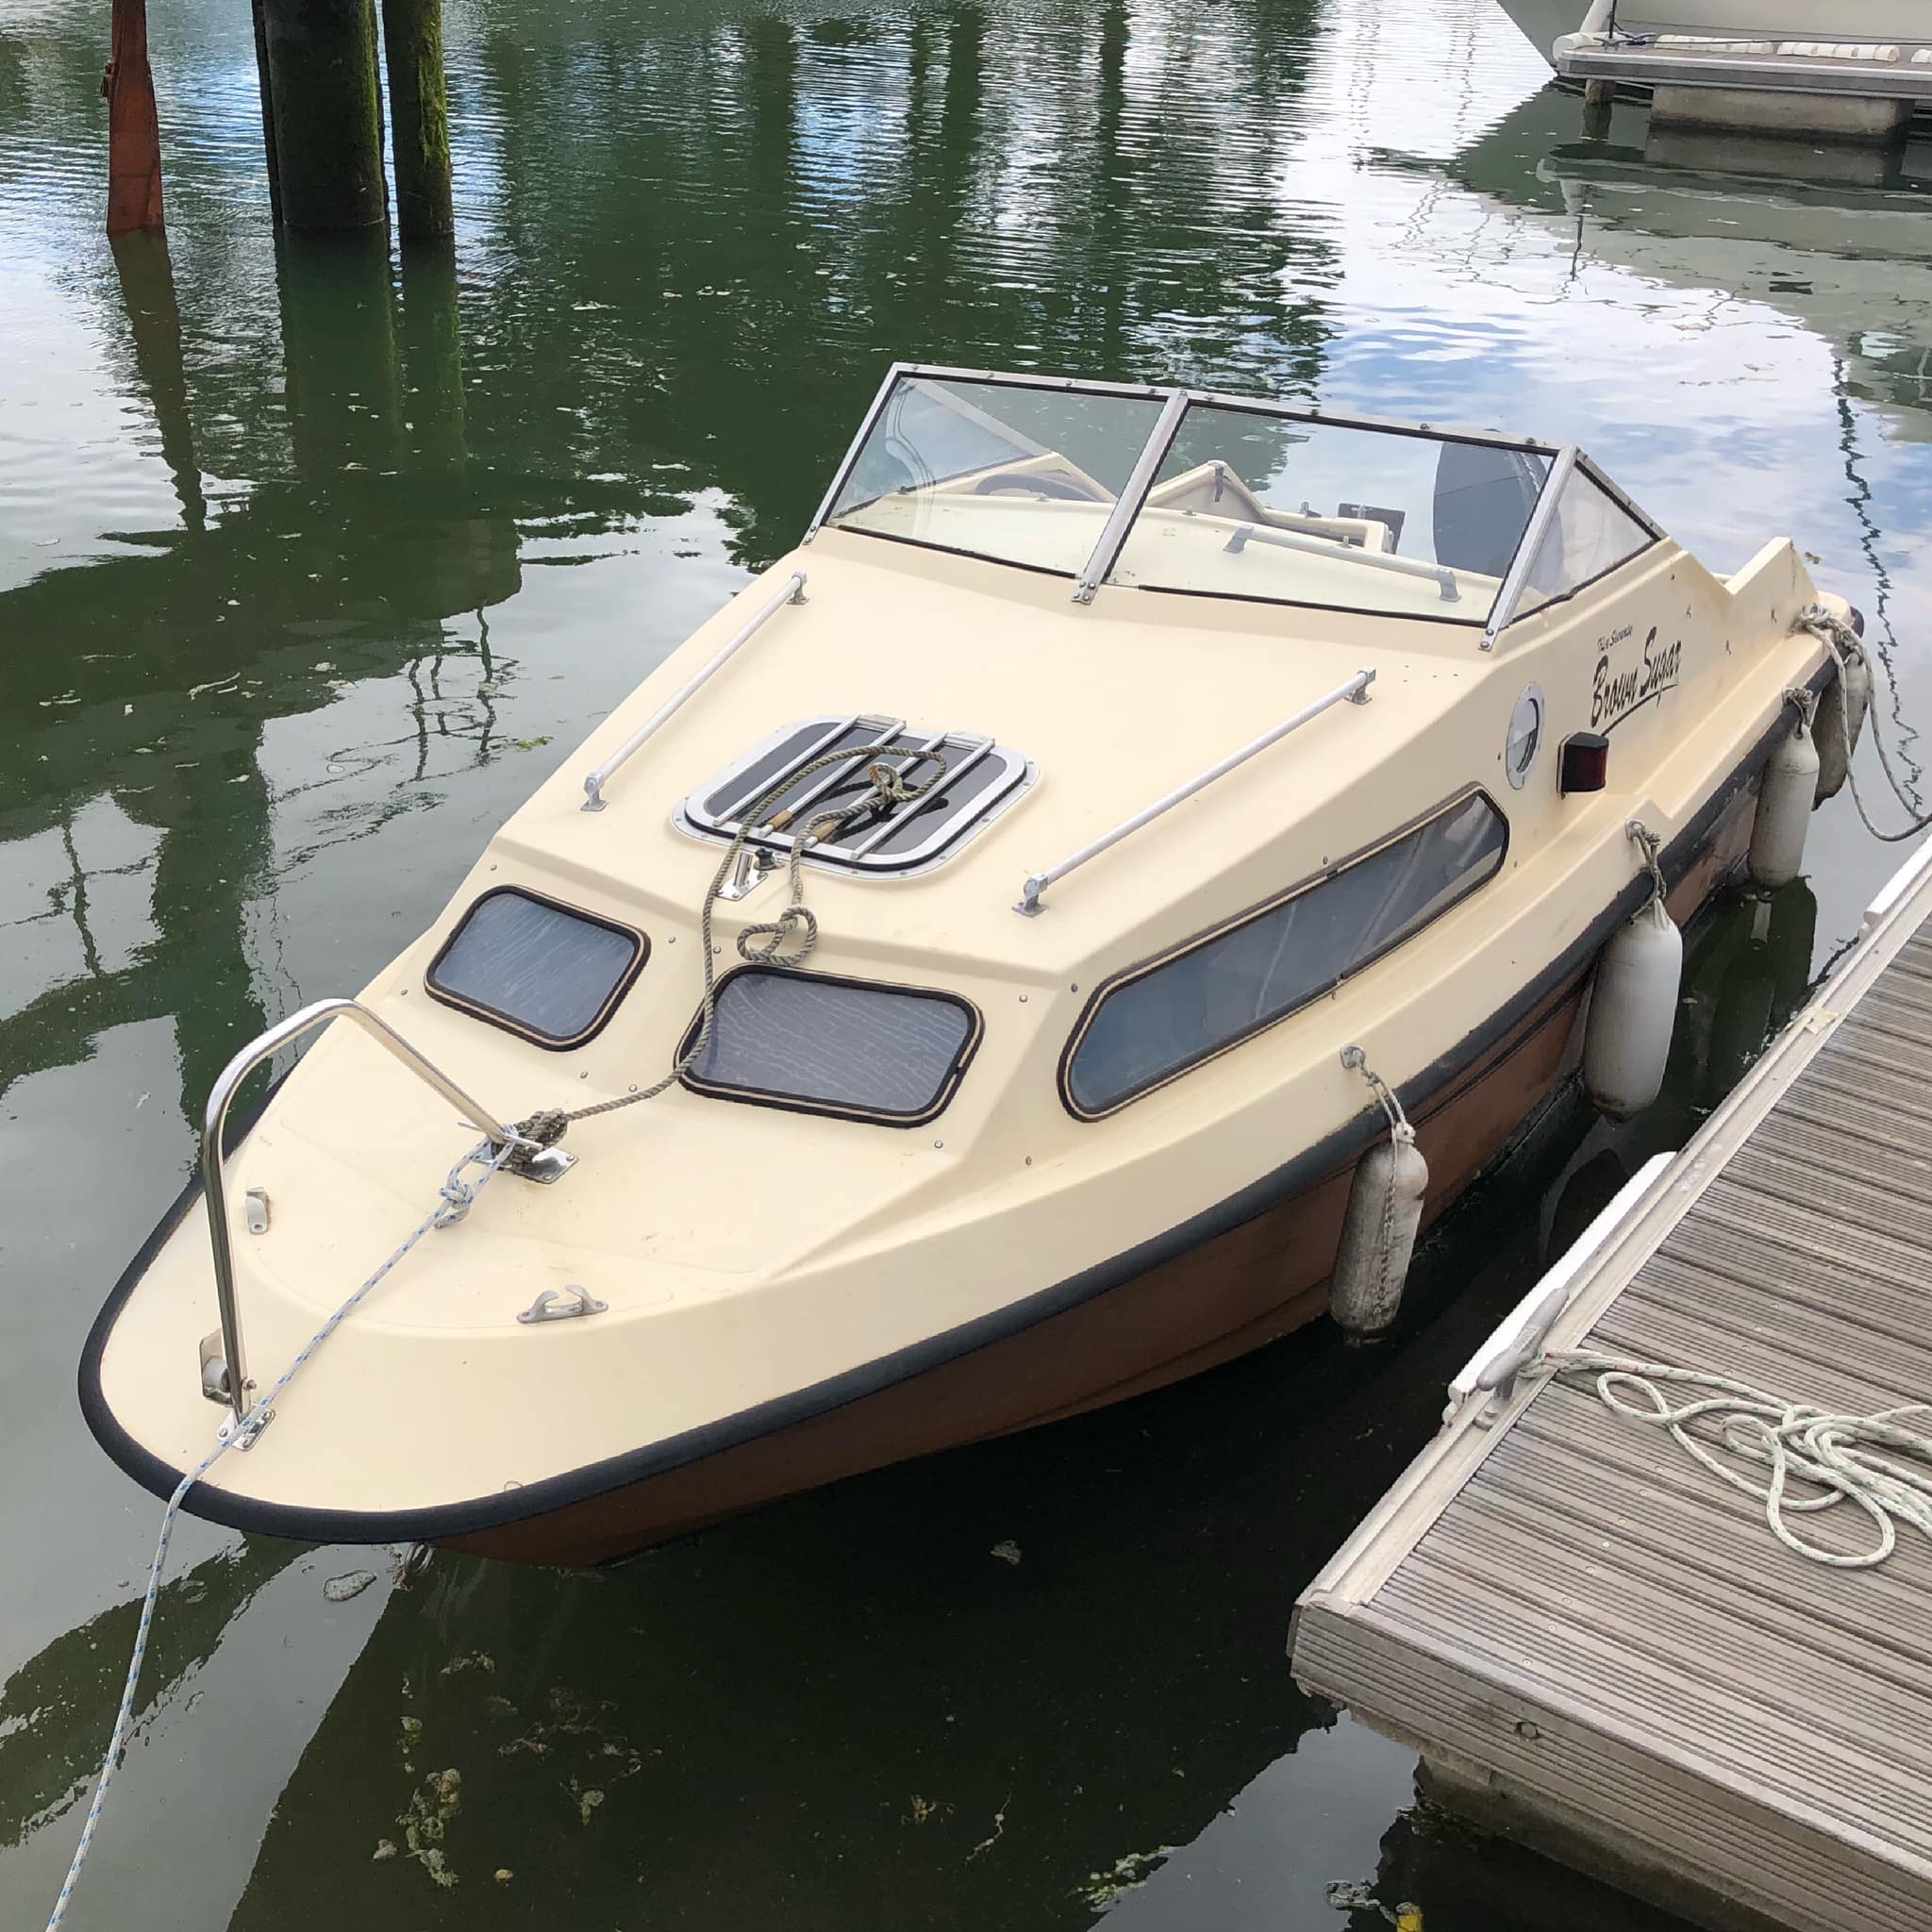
[43,1137,512,1932]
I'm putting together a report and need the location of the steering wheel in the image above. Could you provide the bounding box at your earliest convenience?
[972,471,1104,502]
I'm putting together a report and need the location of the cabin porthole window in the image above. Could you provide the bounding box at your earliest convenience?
[1506,684,1544,790]
[679,967,982,1125]
[1060,791,1508,1119]
[425,888,647,1050]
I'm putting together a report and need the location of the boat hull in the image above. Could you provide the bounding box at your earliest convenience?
[81,657,1829,1569]
[441,786,1753,1567]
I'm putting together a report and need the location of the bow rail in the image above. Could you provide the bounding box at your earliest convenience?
[198,998,557,1423]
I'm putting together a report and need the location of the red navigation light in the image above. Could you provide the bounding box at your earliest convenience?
[1559,732,1609,795]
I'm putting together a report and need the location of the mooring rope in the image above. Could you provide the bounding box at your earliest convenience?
[45,1137,515,1932]
[1539,1349,1932,1569]
[1795,604,1932,845]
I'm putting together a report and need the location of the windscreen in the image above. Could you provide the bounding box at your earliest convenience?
[1513,467,1657,618]
[824,375,1164,577]
[1106,406,1553,622]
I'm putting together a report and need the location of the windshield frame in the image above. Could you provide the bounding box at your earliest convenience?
[805,364,1666,636]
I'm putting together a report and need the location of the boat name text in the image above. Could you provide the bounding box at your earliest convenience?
[1592,625,1682,732]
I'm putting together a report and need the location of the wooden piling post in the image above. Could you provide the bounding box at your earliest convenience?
[259,0,387,230]
[103,0,163,235]
[249,0,284,223]
[1582,76,1615,140]
[380,0,454,242]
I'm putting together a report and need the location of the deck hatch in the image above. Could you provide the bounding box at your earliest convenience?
[678,714,1032,875]
[679,967,982,1124]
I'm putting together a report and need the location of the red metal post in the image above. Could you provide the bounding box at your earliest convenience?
[103,0,164,234]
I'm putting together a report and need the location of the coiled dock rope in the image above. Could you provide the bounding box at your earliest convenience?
[44,1139,514,1932]
[1540,1349,1932,1569]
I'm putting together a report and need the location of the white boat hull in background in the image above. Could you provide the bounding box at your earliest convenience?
[1587,0,1932,35]
[1496,0,1932,72]
[1496,0,1587,69]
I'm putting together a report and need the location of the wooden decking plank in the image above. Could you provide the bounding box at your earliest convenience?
[1776,1072,1932,1174]
[1379,1555,1932,1847]
[1625,1239,1932,1374]
[1411,1491,1932,1785]
[1644,1189,1932,1345]
[1787,1046,1932,1127]
[1883,926,1932,984]
[1481,1411,1932,1679]
[1685,1170,1932,1299]
[1724,1139,1932,1248]
[1834,1013,1932,1108]
[1293,1603,1932,1930]
[1588,1294,1929,1425]
[1749,1107,1932,1210]
[1607,1253,1932,1405]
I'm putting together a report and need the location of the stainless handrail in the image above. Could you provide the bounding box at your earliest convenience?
[1223,522,1460,602]
[200,998,521,1423]
[1014,667,1376,915]
[1072,387,1191,606]
[581,571,808,811]
[1481,445,1576,652]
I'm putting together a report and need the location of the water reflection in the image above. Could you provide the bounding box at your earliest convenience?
[0,1543,301,1855]
[4,0,1932,1925]
[1,223,520,1131]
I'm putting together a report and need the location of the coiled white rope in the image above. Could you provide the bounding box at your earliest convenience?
[1540,1348,1932,1569]
[43,1137,514,1932]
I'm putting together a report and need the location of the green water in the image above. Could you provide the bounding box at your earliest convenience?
[3,0,1930,1924]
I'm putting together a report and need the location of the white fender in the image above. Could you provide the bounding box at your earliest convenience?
[1749,717,1820,888]
[1331,1130,1428,1341]
[1583,895,1683,1119]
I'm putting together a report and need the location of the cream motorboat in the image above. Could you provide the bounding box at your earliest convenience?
[1496,0,1591,68]
[82,367,1852,1566]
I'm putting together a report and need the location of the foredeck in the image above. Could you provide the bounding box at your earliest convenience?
[1291,837,1932,1932]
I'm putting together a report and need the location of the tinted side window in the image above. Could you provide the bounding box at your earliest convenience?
[1064,792,1507,1118]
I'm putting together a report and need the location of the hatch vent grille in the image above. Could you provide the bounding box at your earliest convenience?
[677,714,1032,875]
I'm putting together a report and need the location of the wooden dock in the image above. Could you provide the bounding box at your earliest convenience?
[1291,838,1932,1932]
